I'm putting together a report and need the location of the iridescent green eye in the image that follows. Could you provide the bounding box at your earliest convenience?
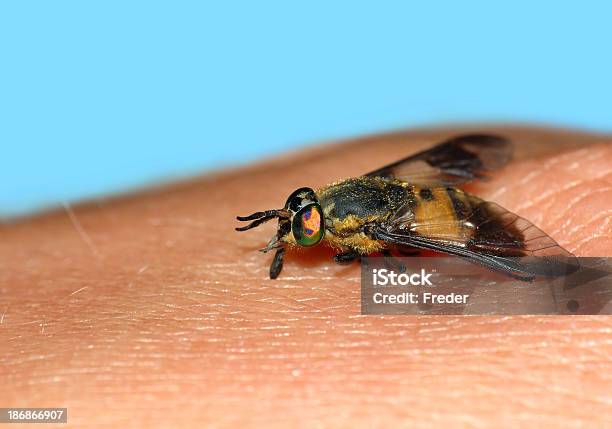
[292,204,324,247]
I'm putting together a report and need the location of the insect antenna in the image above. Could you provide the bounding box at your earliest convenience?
[235,209,289,231]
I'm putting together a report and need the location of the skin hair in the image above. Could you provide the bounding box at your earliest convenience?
[0,126,611,428]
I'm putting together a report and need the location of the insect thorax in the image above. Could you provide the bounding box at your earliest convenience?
[317,177,413,231]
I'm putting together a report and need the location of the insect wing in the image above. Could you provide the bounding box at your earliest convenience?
[365,134,512,186]
[374,196,578,278]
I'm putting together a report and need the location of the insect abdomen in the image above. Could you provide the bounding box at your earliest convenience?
[410,186,475,243]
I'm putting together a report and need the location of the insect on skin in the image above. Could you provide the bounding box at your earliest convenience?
[236,134,579,280]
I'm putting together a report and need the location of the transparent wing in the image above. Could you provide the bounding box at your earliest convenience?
[374,195,578,279]
[365,134,512,186]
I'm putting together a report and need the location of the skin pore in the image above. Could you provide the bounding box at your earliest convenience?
[1,126,611,428]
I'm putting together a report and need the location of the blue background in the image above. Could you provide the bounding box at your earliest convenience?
[2,2,611,217]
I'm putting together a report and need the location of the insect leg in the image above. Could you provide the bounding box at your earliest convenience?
[269,247,285,279]
[333,250,360,265]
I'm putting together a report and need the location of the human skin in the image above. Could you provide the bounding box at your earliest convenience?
[1,126,611,428]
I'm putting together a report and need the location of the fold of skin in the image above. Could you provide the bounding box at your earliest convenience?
[1,126,611,428]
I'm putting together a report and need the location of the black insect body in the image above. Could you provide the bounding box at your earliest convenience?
[236,134,578,280]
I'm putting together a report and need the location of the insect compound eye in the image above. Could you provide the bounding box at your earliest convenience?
[285,187,318,213]
[292,203,324,247]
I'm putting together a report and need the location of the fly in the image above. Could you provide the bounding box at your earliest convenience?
[236,134,578,280]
